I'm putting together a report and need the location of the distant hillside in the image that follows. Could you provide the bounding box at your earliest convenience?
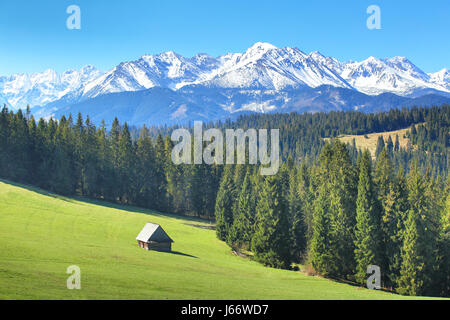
[33,85,450,127]
[327,126,414,159]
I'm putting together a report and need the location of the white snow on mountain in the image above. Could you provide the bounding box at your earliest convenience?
[197,43,353,90]
[429,69,450,90]
[72,42,450,100]
[0,66,103,109]
[78,51,221,99]
[1,42,449,110]
[340,56,448,96]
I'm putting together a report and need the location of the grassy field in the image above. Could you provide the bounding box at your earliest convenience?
[0,179,438,300]
[326,126,413,159]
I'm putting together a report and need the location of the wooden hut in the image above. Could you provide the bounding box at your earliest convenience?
[136,223,174,252]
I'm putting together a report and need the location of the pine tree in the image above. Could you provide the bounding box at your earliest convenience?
[73,113,85,194]
[135,126,157,208]
[0,106,10,177]
[386,135,394,156]
[154,134,168,211]
[354,150,381,284]
[188,163,204,216]
[397,164,438,296]
[319,141,357,278]
[375,148,393,218]
[251,175,291,269]
[8,109,30,182]
[381,169,409,289]
[215,165,236,241]
[164,135,183,213]
[82,116,100,197]
[287,167,307,263]
[51,116,75,195]
[375,136,385,159]
[309,183,334,275]
[97,120,114,201]
[117,123,134,203]
[394,134,400,152]
[436,181,450,296]
[228,169,256,248]
[297,163,314,243]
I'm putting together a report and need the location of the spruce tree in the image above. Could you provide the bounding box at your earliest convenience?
[97,120,114,201]
[135,126,157,208]
[354,150,381,284]
[386,135,394,156]
[394,134,400,152]
[154,134,168,211]
[320,141,357,278]
[252,175,291,269]
[288,167,307,263]
[375,148,393,205]
[228,169,256,248]
[117,123,134,203]
[381,169,409,289]
[375,136,385,159]
[297,163,314,243]
[397,164,438,296]
[309,183,334,275]
[214,165,236,241]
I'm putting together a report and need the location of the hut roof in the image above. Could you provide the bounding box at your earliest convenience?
[136,223,174,243]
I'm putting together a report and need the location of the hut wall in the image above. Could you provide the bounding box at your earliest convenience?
[148,242,172,252]
[137,241,172,252]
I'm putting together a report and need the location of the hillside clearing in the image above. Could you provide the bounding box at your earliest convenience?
[325,126,414,159]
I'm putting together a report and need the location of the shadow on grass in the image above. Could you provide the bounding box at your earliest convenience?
[167,251,198,259]
[0,178,215,226]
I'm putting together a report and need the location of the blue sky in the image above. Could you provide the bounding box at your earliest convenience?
[0,0,448,75]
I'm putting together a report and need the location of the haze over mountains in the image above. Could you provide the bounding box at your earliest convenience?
[1,42,449,126]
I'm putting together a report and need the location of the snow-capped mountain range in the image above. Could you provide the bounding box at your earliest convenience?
[0,66,102,110]
[1,42,449,125]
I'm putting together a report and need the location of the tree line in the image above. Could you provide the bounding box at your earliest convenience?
[0,106,220,217]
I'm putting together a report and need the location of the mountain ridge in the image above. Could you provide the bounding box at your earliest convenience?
[2,42,450,126]
[2,42,449,111]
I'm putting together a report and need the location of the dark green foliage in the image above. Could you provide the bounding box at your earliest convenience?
[381,170,409,288]
[309,183,334,275]
[307,141,358,278]
[252,175,291,269]
[375,136,385,159]
[0,107,221,219]
[397,165,440,296]
[135,126,157,208]
[214,165,236,241]
[287,168,307,263]
[354,150,381,284]
[227,169,256,248]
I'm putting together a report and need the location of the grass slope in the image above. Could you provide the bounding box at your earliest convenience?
[0,180,434,300]
[326,126,414,160]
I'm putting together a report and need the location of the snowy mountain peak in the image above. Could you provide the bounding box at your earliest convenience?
[2,43,449,110]
[248,42,278,52]
[430,68,450,79]
[0,66,103,109]
[429,68,450,90]
[240,42,278,62]
[309,51,325,58]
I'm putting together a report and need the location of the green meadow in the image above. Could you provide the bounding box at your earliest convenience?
[0,180,437,300]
